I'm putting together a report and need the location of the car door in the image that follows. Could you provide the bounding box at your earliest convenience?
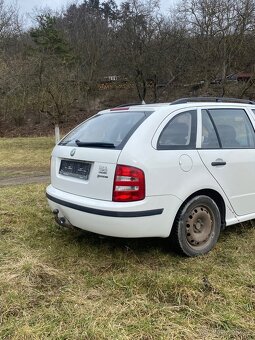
[197,107,255,216]
[149,108,209,200]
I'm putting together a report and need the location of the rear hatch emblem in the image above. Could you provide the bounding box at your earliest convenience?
[70,149,76,156]
[99,166,108,174]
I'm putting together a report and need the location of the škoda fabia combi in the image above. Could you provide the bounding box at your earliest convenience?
[46,97,255,256]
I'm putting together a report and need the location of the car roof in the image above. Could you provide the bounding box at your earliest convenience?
[99,98,255,116]
[105,101,255,112]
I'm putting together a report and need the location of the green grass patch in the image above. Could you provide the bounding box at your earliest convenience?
[0,183,254,339]
[0,137,54,179]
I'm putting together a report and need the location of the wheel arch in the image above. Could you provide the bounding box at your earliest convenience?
[169,189,225,256]
[173,189,226,233]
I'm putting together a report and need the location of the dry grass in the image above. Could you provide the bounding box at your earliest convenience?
[0,137,54,179]
[0,183,255,339]
[0,137,254,339]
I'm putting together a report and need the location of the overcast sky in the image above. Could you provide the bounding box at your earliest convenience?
[8,0,177,17]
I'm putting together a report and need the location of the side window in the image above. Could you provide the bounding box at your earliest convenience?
[208,109,255,149]
[157,110,196,150]
[201,110,220,149]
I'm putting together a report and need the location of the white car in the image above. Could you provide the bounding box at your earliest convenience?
[46,97,255,256]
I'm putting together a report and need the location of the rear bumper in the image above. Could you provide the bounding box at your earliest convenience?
[46,185,182,238]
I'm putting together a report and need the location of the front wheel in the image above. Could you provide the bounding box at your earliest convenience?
[171,195,221,256]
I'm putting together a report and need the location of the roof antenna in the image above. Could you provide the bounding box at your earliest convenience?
[141,100,146,105]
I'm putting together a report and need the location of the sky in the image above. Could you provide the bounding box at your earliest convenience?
[7,0,177,17]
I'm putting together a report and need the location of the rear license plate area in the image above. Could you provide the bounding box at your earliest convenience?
[59,160,91,180]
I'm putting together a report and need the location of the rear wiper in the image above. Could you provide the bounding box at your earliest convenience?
[75,140,115,148]
[59,140,71,145]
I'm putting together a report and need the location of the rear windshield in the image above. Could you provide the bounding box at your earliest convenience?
[59,111,151,149]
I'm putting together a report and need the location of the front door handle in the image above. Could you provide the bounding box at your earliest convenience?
[211,159,226,166]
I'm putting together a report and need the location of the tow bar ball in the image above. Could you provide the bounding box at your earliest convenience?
[52,209,71,228]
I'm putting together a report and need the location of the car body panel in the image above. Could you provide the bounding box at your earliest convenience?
[196,107,255,216]
[198,148,255,216]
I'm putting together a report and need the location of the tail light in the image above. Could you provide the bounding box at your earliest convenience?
[113,165,145,202]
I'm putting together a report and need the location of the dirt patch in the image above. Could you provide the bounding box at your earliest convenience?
[0,175,50,187]
[0,167,49,179]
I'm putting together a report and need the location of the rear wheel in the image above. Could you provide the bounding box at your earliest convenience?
[171,195,221,256]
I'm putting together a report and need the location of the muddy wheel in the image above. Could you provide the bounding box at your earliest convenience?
[171,195,221,256]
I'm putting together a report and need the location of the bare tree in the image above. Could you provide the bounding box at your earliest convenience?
[61,1,113,108]
[29,13,75,141]
[112,0,161,101]
[0,0,22,128]
[0,0,21,41]
[178,0,255,95]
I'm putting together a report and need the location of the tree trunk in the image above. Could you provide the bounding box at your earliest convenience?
[55,124,60,144]
[135,69,147,102]
[153,74,158,103]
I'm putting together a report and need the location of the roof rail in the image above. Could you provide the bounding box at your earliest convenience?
[170,97,255,105]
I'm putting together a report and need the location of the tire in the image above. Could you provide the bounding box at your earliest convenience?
[170,195,221,257]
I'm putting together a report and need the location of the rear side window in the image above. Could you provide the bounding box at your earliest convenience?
[207,109,255,148]
[59,111,150,149]
[157,110,197,150]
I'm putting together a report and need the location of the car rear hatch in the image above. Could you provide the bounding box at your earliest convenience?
[51,109,151,201]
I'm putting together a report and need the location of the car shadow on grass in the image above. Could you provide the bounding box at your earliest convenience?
[52,219,255,259]
[56,224,178,256]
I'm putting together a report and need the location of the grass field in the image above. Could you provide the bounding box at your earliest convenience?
[0,138,255,339]
[0,137,54,179]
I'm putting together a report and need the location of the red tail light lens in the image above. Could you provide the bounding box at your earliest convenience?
[113,165,145,202]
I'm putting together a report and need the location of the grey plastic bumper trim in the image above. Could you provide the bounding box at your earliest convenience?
[46,193,164,218]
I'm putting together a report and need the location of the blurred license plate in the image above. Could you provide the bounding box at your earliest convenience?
[59,160,91,180]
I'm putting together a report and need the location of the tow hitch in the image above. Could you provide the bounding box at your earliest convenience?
[53,209,74,229]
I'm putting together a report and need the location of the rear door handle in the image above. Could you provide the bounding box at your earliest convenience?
[211,159,226,166]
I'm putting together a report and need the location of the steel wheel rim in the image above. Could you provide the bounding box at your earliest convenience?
[185,205,215,248]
